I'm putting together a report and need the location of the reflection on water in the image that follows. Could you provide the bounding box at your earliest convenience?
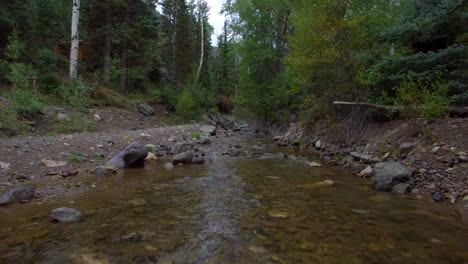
[0,143,467,264]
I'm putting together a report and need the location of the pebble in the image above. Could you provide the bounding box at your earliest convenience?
[268,211,289,219]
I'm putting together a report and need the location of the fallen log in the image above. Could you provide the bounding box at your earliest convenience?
[333,101,468,117]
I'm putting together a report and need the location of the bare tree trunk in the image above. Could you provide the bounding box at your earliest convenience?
[195,1,204,84]
[120,1,130,93]
[69,0,80,81]
[103,8,112,84]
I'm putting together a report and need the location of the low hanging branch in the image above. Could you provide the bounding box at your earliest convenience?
[333,101,468,116]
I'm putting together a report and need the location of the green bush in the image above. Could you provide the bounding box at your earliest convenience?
[4,89,44,117]
[421,90,450,121]
[396,76,451,120]
[57,78,89,109]
[176,88,200,120]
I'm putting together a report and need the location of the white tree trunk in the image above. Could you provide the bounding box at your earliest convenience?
[195,2,204,84]
[69,0,80,80]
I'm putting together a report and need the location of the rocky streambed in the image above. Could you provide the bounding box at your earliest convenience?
[0,116,468,263]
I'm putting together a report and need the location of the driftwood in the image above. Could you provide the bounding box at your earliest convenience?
[333,101,468,116]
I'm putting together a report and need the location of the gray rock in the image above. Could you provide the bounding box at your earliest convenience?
[399,142,417,155]
[50,207,82,223]
[133,103,154,116]
[171,142,194,155]
[173,151,194,165]
[392,183,411,194]
[200,125,216,135]
[432,192,443,202]
[199,136,211,145]
[374,162,411,191]
[350,152,380,163]
[164,162,174,171]
[0,187,35,206]
[192,155,205,164]
[106,141,148,168]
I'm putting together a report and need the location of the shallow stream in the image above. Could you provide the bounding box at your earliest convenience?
[0,136,467,263]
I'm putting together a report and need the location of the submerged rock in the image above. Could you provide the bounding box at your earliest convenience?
[50,207,82,223]
[164,162,174,171]
[94,166,118,176]
[432,192,443,202]
[297,180,335,189]
[0,187,35,206]
[268,211,289,219]
[373,162,411,191]
[106,141,148,168]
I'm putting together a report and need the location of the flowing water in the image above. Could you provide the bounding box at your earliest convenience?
[0,135,467,264]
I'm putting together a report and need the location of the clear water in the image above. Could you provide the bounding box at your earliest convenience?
[0,137,467,264]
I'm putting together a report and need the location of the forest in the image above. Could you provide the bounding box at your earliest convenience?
[1,1,468,263]
[0,0,467,130]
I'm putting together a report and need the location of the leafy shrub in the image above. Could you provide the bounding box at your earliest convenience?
[396,76,451,120]
[149,83,180,111]
[57,78,89,109]
[176,88,199,120]
[421,90,450,121]
[4,89,44,117]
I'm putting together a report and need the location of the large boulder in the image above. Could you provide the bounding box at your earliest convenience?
[200,125,216,136]
[374,162,411,191]
[106,141,148,168]
[171,142,194,155]
[133,103,155,116]
[0,187,35,206]
[50,207,82,223]
[173,151,194,165]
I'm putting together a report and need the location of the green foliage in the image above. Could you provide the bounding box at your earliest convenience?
[0,106,22,135]
[69,152,86,163]
[4,89,43,117]
[55,112,96,134]
[176,87,200,120]
[396,76,451,120]
[2,31,36,89]
[192,132,201,140]
[57,78,89,109]
[36,49,61,93]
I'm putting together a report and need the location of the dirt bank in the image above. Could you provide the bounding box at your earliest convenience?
[272,118,468,203]
[0,123,199,201]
